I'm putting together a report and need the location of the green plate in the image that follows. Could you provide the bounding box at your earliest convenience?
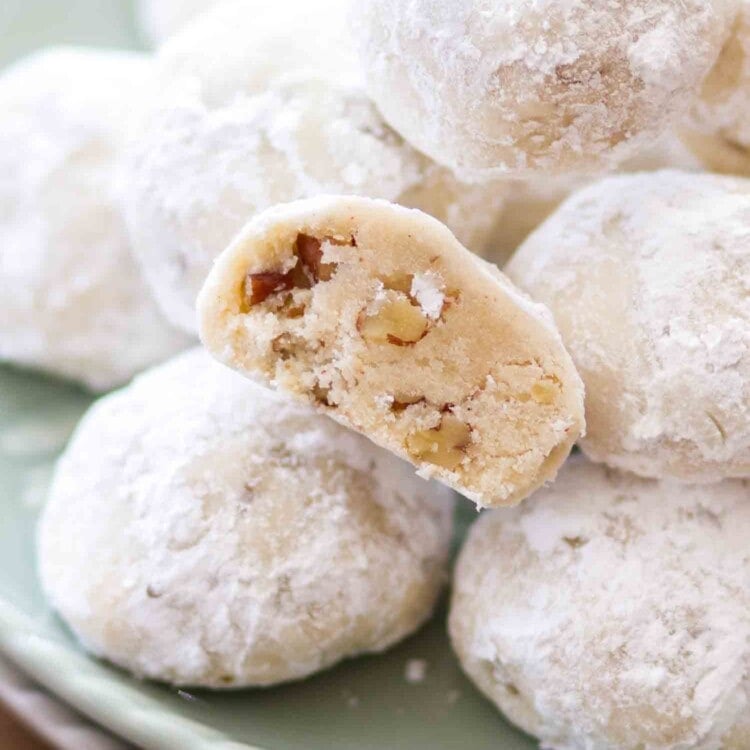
[0,371,537,750]
[0,3,536,748]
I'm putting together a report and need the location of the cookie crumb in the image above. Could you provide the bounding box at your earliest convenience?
[404,658,428,684]
[341,688,360,708]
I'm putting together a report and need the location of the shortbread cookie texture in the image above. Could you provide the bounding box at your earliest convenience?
[353,0,734,180]
[0,48,189,391]
[450,458,750,750]
[199,196,585,508]
[38,348,454,688]
[683,1,750,177]
[124,0,504,335]
[507,170,750,483]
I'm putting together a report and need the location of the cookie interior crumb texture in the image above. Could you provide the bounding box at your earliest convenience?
[38,348,454,688]
[199,196,585,508]
[450,457,750,750]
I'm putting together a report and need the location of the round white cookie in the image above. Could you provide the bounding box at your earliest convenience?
[682,0,750,177]
[483,134,705,269]
[123,0,504,335]
[38,348,454,688]
[198,196,585,509]
[353,0,734,180]
[137,0,224,44]
[507,170,750,483]
[450,457,750,750]
[0,48,189,391]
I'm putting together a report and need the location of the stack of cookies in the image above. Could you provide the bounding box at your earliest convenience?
[0,1,747,748]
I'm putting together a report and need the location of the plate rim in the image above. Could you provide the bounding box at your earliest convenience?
[0,654,132,750]
[0,596,269,750]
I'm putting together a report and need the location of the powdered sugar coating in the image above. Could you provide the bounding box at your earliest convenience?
[683,0,750,176]
[0,48,190,391]
[354,0,735,180]
[450,457,750,750]
[123,0,504,334]
[507,170,750,482]
[38,348,454,688]
[483,133,706,268]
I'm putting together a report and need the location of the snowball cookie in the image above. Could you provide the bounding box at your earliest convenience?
[682,1,750,177]
[198,196,585,509]
[137,0,223,44]
[124,0,504,335]
[506,171,750,483]
[38,348,454,688]
[482,135,704,269]
[449,458,750,750]
[0,48,190,391]
[353,0,735,180]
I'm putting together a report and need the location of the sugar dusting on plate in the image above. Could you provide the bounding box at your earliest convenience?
[404,658,428,684]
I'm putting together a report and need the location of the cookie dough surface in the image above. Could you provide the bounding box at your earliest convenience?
[353,0,733,180]
[199,196,585,508]
[124,0,504,334]
[0,48,189,391]
[507,170,750,483]
[450,457,750,750]
[38,348,454,688]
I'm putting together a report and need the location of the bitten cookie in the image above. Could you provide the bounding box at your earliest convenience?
[124,0,504,334]
[450,457,750,750]
[198,196,585,508]
[353,0,734,179]
[0,48,189,391]
[38,348,454,688]
[507,170,750,483]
